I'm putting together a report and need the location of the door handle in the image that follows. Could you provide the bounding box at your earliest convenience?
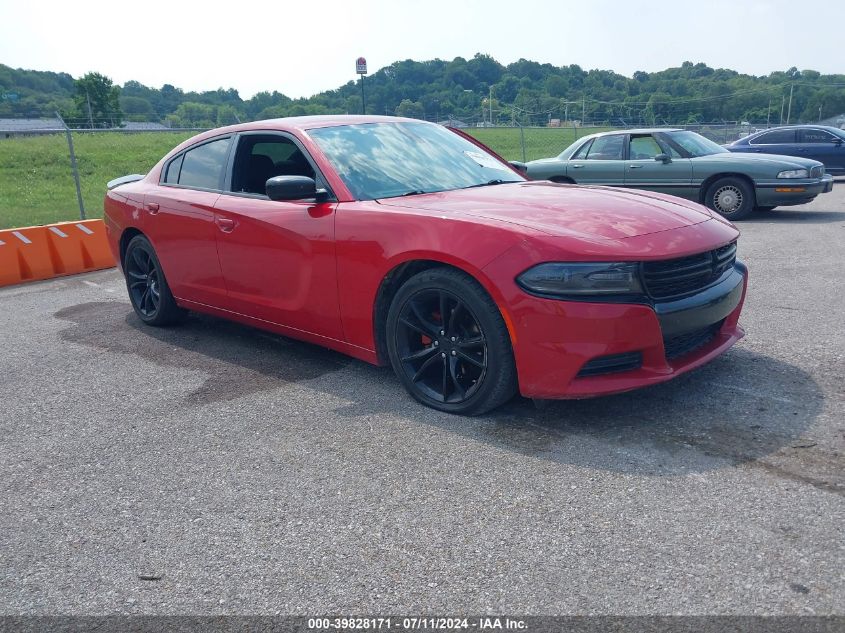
[145,202,160,214]
[629,164,643,169]
[571,164,584,168]
[216,217,235,233]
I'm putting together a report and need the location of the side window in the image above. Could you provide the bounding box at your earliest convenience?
[751,129,795,144]
[799,129,837,143]
[163,154,183,184]
[178,137,232,190]
[230,134,317,195]
[629,135,663,160]
[585,135,624,160]
[571,139,593,160]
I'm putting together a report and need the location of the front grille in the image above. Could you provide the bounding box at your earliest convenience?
[663,320,724,360]
[642,242,737,299]
[811,165,825,178]
[577,351,643,377]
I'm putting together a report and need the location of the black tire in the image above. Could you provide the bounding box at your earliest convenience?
[386,268,517,415]
[124,234,186,326]
[756,205,777,212]
[704,177,755,220]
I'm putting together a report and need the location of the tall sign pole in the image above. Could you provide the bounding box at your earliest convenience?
[356,57,368,114]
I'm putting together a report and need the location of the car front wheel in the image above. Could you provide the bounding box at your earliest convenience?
[705,177,755,220]
[124,234,185,326]
[386,268,517,415]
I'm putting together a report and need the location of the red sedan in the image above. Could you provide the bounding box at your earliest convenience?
[104,116,747,415]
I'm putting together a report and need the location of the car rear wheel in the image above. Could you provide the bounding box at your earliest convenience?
[124,235,185,326]
[705,177,755,220]
[386,268,517,415]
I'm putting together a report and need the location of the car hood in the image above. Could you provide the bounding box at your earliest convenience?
[699,151,822,169]
[379,181,716,241]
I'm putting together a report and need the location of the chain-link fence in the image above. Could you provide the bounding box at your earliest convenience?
[0,120,786,230]
[463,122,783,163]
[0,128,198,229]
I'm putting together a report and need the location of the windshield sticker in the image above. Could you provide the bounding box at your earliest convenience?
[464,151,510,171]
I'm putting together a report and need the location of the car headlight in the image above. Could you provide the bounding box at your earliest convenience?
[777,169,808,179]
[517,262,643,297]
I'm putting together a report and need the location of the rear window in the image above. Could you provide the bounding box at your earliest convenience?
[751,129,796,144]
[584,135,624,160]
[799,129,838,143]
[171,137,232,190]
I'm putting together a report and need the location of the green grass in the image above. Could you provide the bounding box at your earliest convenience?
[0,127,617,230]
[465,126,615,162]
[0,132,193,229]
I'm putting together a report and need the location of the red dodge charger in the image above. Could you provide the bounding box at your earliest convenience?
[104,115,747,414]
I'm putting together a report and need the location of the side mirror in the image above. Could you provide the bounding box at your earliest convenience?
[509,161,528,174]
[266,176,328,202]
[654,153,671,164]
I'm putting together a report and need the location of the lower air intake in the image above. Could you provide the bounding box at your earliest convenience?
[663,320,725,360]
[577,351,643,377]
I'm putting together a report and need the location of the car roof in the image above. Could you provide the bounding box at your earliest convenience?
[165,115,430,159]
[748,124,843,132]
[580,128,682,140]
[205,114,419,136]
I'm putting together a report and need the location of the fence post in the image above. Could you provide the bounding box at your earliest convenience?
[519,122,526,162]
[56,112,85,220]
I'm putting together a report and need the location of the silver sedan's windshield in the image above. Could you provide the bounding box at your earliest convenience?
[662,131,729,157]
[307,122,522,200]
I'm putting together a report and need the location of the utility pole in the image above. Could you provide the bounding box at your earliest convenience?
[489,85,493,126]
[819,104,823,122]
[582,97,586,126]
[766,97,771,128]
[786,83,794,125]
[86,90,94,129]
[780,95,785,125]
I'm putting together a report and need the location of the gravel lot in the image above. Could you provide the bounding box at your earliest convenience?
[1,186,844,616]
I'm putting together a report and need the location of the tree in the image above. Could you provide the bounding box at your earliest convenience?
[395,99,424,119]
[120,96,154,121]
[74,72,122,127]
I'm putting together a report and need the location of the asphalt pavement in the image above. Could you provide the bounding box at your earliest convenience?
[1,187,844,615]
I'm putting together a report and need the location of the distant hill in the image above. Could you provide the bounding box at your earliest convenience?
[2,55,844,128]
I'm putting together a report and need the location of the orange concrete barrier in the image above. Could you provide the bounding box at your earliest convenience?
[0,219,116,288]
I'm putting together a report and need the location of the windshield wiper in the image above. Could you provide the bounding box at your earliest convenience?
[462,179,511,189]
[401,190,427,196]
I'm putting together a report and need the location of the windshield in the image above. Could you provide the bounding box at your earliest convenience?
[661,131,729,157]
[307,122,523,200]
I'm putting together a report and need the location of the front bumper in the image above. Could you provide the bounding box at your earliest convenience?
[505,263,748,399]
[755,174,834,207]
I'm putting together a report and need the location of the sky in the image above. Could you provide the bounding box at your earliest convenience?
[0,0,840,99]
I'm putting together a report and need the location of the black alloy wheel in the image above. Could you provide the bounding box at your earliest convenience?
[126,245,161,318]
[124,235,185,326]
[386,268,517,415]
[396,288,487,404]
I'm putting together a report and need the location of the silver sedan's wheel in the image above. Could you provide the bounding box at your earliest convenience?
[705,177,754,220]
[713,185,742,214]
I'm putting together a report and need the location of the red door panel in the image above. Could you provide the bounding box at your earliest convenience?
[143,187,227,306]
[212,194,343,340]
